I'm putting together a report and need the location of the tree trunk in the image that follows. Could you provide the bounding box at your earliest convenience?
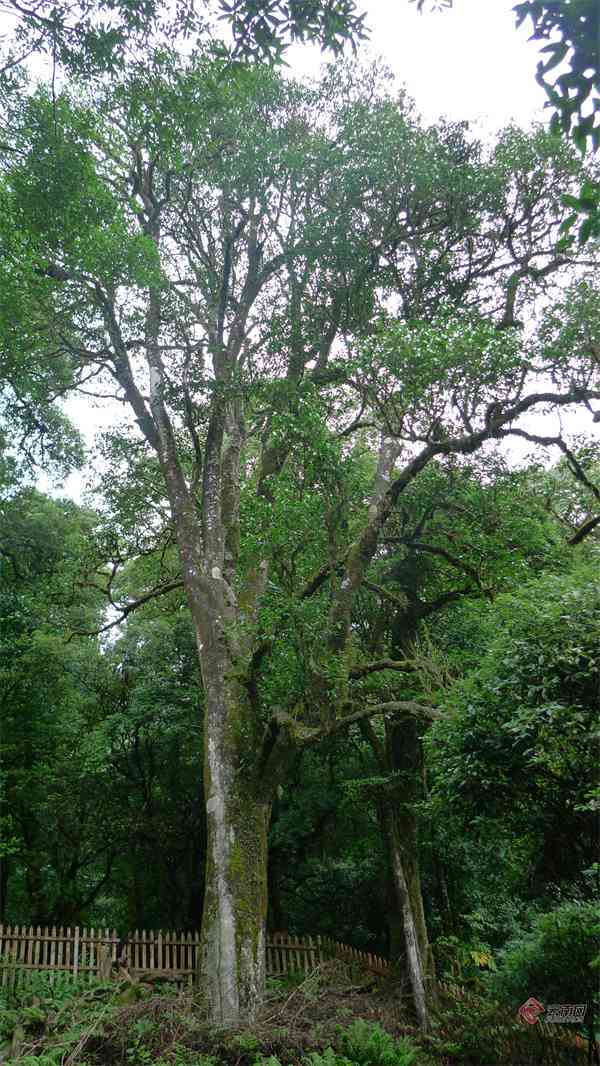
[383,807,430,1031]
[198,643,271,1023]
[142,265,275,1022]
[154,436,272,1021]
[387,719,436,988]
[363,716,433,1030]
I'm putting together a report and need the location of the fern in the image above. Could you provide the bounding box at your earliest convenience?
[335,1020,419,1066]
[254,1056,285,1066]
[303,1048,353,1066]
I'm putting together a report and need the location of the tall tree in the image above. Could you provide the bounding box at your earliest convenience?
[4,54,600,1026]
[342,451,583,1004]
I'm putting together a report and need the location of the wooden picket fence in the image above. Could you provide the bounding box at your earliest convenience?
[0,925,390,991]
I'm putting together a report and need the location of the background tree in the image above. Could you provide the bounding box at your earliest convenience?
[268,737,388,947]
[100,607,207,931]
[0,492,208,931]
[0,489,110,923]
[416,558,599,997]
[427,563,599,896]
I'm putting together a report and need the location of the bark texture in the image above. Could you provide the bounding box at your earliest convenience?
[198,649,271,1022]
[361,713,434,1030]
[387,718,436,988]
[385,808,429,1031]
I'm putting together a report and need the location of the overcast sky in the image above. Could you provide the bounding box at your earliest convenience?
[38,0,553,499]
[289,0,548,131]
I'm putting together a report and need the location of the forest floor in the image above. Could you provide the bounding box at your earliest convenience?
[0,961,590,1066]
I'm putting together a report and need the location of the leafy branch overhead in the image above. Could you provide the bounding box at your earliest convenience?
[219,0,368,60]
[412,0,600,245]
[411,0,598,148]
[515,0,600,246]
[0,0,368,79]
[513,0,599,151]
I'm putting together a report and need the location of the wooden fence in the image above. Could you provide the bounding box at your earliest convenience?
[0,925,390,991]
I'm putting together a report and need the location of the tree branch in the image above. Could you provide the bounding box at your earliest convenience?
[362,580,408,611]
[568,514,600,545]
[263,699,440,758]
[407,540,489,596]
[299,554,347,600]
[349,658,413,679]
[67,579,184,640]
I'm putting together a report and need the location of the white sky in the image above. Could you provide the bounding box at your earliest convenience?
[288,0,548,132]
[35,0,554,499]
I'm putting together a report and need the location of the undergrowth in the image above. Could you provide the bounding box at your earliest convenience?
[0,970,590,1066]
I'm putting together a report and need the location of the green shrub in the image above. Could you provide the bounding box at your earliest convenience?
[335,1020,419,1066]
[14,1056,64,1066]
[234,1031,260,1053]
[433,934,496,986]
[490,899,600,1025]
[0,1006,19,1042]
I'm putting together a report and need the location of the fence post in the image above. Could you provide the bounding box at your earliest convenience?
[8,925,16,991]
[57,926,64,977]
[1,926,7,989]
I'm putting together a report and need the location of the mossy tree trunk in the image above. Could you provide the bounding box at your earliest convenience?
[198,651,272,1022]
[386,718,436,988]
[383,807,429,1030]
[362,715,434,1031]
[141,262,276,1021]
[157,471,276,1020]
[383,823,435,992]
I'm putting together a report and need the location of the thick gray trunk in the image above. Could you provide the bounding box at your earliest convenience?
[198,635,270,1023]
[144,264,270,1023]
[162,442,271,1023]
